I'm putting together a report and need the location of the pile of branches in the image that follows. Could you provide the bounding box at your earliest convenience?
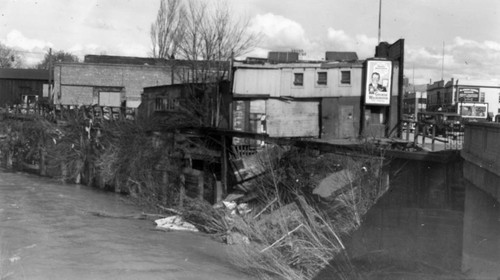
[199,147,390,280]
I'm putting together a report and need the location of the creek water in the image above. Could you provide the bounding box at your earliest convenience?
[315,158,500,280]
[0,169,253,280]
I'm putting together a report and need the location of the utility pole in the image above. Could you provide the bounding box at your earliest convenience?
[441,41,445,81]
[378,0,382,44]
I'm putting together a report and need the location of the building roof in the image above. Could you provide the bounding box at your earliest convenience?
[325,51,358,62]
[84,55,169,65]
[0,68,49,80]
[320,61,364,69]
[233,60,363,69]
[81,55,230,70]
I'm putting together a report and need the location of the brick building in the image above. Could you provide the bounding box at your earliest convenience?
[53,55,174,108]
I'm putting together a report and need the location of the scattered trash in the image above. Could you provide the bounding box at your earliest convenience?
[155,215,199,232]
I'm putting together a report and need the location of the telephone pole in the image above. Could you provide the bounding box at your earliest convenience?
[378,0,382,43]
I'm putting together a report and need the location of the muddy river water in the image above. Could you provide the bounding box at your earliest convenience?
[0,170,253,280]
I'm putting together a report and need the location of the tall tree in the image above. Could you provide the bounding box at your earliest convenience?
[0,42,24,68]
[150,0,186,59]
[36,50,79,70]
[150,0,259,127]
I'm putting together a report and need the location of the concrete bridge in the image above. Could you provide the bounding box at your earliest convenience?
[461,122,500,279]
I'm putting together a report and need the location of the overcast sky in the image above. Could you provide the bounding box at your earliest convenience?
[1,0,499,84]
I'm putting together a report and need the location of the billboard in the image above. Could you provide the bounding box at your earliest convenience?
[458,102,488,119]
[365,60,392,106]
[458,87,480,102]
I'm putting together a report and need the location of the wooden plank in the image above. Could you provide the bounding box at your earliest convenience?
[266,99,319,137]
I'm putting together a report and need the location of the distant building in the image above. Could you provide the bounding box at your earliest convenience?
[53,55,229,109]
[53,58,173,108]
[0,68,50,107]
[426,78,500,119]
[403,83,427,115]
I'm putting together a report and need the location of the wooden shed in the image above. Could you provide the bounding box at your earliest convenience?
[0,68,49,107]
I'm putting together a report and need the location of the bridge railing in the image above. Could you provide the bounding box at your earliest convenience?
[401,119,464,151]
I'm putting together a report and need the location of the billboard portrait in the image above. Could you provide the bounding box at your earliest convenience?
[365,60,392,106]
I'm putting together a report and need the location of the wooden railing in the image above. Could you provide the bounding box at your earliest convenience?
[401,119,464,151]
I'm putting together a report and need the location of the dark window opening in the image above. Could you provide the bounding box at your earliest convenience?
[341,71,351,84]
[317,72,327,85]
[294,73,304,86]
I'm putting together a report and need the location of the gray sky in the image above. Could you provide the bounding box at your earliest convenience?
[1,0,499,84]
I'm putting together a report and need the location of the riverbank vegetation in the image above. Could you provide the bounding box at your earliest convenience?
[0,111,389,279]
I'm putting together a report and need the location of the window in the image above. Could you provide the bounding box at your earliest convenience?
[317,72,327,85]
[293,73,304,86]
[341,71,351,84]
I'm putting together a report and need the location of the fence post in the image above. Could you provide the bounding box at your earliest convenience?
[422,125,426,149]
[406,121,410,140]
[414,124,419,146]
[431,126,436,151]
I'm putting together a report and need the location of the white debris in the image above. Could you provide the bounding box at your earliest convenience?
[155,215,198,232]
[9,256,20,263]
[237,203,251,215]
[222,201,237,210]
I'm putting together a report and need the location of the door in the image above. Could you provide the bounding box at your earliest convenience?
[338,105,355,138]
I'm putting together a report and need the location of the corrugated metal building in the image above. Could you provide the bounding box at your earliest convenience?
[0,68,49,107]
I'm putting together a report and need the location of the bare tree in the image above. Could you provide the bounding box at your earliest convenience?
[150,0,186,59]
[0,43,24,68]
[177,0,258,64]
[150,0,260,127]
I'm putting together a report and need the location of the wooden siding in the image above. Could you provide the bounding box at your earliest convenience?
[0,79,46,107]
[266,99,319,137]
[233,69,280,96]
[280,67,363,98]
[321,97,361,140]
[233,66,363,98]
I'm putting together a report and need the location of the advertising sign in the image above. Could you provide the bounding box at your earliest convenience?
[458,102,488,119]
[458,87,480,102]
[365,60,392,106]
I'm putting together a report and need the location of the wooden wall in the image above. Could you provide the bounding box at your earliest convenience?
[0,79,45,107]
